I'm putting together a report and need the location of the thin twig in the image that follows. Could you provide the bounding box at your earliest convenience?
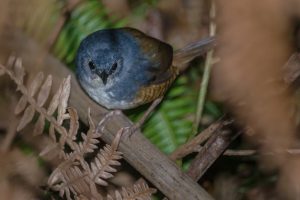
[46,0,82,50]
[192,2,216,135]
[224,149,257,156]
[224,149,300,156]
[170,120,223,160]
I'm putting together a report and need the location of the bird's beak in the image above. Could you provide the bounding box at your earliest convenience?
[96,70,108,85]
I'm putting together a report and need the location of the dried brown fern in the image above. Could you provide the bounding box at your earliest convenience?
[48,126,124,200]
[107,181,156,200]
[0,56,156,200]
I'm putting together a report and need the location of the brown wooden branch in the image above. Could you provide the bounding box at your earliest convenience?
[187,121,241,181]
[0,29,214,200]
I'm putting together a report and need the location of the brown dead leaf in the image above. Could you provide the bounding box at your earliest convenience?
[13,58,25,86]
[49,124,56,141]
[33,114,45,136]
[39,142,60,158]
[5,55,17,69]
[283,53,300,84]
[36,75,52,107]
[14,95,27,115]
[57,75,71,124]
[17,105,35,131]
[28,72,44,97]
[68,107,79,140]
[47,75,63,115]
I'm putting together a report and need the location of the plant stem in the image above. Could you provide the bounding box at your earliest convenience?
[192,2,216,136]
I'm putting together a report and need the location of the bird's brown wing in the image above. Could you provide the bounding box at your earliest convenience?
[135,66,179,104]
[122,27,174,75]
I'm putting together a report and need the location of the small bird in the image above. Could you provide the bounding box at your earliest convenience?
[76,27,214,111]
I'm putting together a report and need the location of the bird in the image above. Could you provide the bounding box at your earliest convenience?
[75,27,215,130]
[76,27,214,108]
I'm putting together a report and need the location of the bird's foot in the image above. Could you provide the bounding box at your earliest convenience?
[97,110,122,133]
[123,123,141,138]
[97,97,163,137]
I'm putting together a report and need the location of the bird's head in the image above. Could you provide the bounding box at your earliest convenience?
[76,29,125,89]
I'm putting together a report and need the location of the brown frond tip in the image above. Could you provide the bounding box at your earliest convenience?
[89,143,123,186]
[87,128,124,186]
[52,165,91,200]
[73,108,102,156]
[48,128,125,200]
[107,182,157,200]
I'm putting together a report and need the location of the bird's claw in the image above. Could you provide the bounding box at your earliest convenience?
[123,124,141,138]
[97,110,122,133]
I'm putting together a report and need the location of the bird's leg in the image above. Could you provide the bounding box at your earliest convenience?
[128,97,163,136]
[96,97,163,137]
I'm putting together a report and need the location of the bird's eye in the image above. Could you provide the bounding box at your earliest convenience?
[109,62,118,74]
[88,61,96,71]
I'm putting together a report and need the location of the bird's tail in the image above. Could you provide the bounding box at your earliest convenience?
[173,36,216,72]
